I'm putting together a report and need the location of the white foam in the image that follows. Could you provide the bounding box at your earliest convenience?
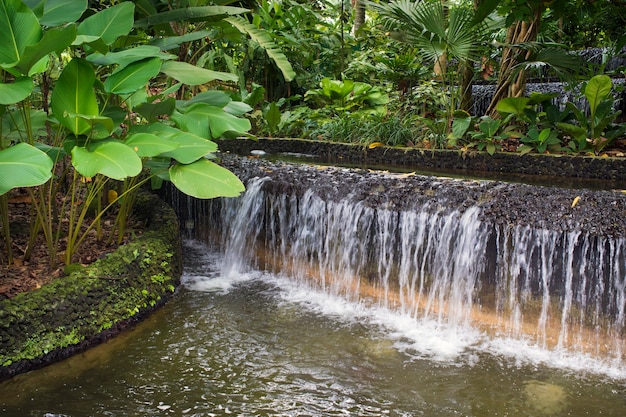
[183,241,626,380]
[481,337,626,380]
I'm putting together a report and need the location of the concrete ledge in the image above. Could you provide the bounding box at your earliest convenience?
[0,192,182,381]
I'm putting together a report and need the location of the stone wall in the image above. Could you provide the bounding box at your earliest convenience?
[216,138,626,185]
[0,193,182,381]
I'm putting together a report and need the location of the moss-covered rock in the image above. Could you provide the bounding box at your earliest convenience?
[0,192,182,381]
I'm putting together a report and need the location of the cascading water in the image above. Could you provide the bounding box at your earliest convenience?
[167,155,626,373]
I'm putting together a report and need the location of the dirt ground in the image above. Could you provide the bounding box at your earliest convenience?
[0,190,129,300]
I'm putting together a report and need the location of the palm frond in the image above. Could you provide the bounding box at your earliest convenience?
[508,45,583,81]
[225,16,296,82]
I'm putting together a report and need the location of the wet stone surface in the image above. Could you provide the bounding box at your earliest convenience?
[220,154,626,238]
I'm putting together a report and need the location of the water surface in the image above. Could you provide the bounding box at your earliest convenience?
[1,241,626,416]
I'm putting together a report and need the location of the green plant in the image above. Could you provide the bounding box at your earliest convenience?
[0,0,265,266]
[451,114,510,155]
[310,112,421,147]
[493,93,572,154]
[304,77,389,117]
[368,0,502,117]
[518,127,561,155]
[557,74,626,153]
[470,117,508,155]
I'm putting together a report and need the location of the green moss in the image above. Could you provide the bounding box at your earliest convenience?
[0,192,182,378]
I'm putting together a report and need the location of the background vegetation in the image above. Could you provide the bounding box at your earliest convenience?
[0,0,625,273]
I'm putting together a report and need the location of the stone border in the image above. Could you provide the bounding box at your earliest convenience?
[216,138,626,184]
[0,192,182,381]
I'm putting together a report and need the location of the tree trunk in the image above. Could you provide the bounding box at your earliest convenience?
[352,0,366,35]
[486,7,542,117]
[459,60,474,113]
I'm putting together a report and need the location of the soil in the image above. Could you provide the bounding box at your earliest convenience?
[0,190,141,300]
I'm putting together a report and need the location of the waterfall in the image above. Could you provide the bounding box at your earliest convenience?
[170,157,626,364]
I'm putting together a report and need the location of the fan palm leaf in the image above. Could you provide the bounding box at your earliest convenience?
[368,0,497,66]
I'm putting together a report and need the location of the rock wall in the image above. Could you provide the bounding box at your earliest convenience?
[0,193,182,381]
[216,138,626,185]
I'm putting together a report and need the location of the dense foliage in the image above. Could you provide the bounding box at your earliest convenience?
[0,0,625,272]
[242,0,625,155]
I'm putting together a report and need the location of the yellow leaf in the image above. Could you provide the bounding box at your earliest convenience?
[108,189,118,205]
[395,172,416,178]
[368,142,385,149]
[571,196,581,208]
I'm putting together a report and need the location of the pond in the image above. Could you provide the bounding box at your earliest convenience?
[1,240,626,417]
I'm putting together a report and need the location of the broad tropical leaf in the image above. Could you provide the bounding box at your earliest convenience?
[104,57,162,94]
[225,16,296,82]
[0,76,33,104]
[71,141,142,180]
[149,30,213,51]
[133,5,249,28]
[177,90,232,111]
[15,24,76,75]
[39,0,87,26]
[75,2,134,46]
[135,97,176,122]
[131,123,218,164]
[496,97,530,116]
[169,159,244,199]
[125,132,179,157]
[50,58,99,135]
[171,103,251,139]
[87,45,175,69]
[0,0,41,69]
[0,142,53,195]
[585,75,612,117]
[161,60,238,85]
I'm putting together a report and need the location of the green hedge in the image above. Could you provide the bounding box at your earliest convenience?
[0,192,182,380]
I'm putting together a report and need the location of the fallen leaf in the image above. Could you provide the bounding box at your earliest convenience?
[368,142,385,149]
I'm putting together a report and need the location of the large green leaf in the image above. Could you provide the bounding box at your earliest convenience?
[125,132,179,157]
[75,2,134,46]
[0,0,41,69]
[87,45,175,69]
[169,159,244,199]
[135,97,176,122]
[134,5,249,28]
[225,16,296,82]
[131,123,217,164]
[171,103,251,139]
[496,97,530,116]
[50,58,99,135]
[149,30,213,51]
[161,60,238,85]
[15,24,76,75]
[0,76,33,104]
[71,141,142,180]
[177,90,232,111]
[39,0,86,26]
[104,57,161,94]
[0,142,52,195]
[68,113,115,134]
[585,75,612,117]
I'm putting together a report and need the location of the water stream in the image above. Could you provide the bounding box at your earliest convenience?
[1,240,626,416]
[2,157,626,415]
